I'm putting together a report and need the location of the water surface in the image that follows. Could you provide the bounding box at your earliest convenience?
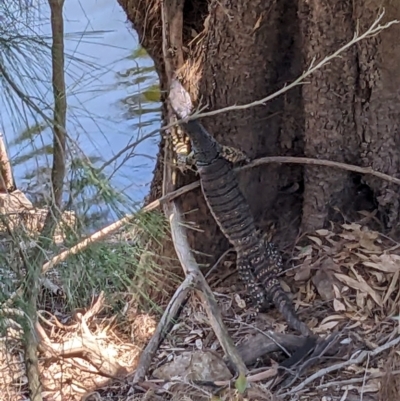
[0,0,160,229]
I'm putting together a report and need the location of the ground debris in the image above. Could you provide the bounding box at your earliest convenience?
[3,222,400,400]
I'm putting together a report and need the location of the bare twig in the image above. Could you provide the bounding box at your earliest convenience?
[133,275,192,383]
[315,370,400,389]
[204,248,233,279]
[166,202,247,374]
[12,150,397,285]
[40,181,198,273]
[83,291,106,320]
[97,130,158,173]
[41,213,136,274]
[185,10,397,121]
[281,335,400,396]
[242,156,400,186]
[144,153,400,212]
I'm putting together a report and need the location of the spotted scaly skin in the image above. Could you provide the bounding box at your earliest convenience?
[169,79,312,336]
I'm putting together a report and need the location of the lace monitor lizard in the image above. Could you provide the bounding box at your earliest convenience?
[168,79,312,338]
[169,114,250,173]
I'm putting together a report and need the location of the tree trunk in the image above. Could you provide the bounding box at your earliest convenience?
[117,0,400,266]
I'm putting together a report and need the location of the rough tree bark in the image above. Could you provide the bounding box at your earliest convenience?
[117,0,400,267]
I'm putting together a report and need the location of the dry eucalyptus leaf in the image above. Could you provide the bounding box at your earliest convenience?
[355,252,369,261]
[189,329,203,337]
[359,232,380,252]
[315,229,330,236]
[334,273,382,306]
[339,232,357,241]
[356,291,367,309]
[347,321,362,330]
[280,280,291,293]
[312,269,335,301]
[383,271,399,305]
[333,299,346,312]
[364,253,400,273]
[320,314,346,325]
[344,242,361,250]
[333,284,342,299]
[317,320,340,331]
[320,257,341,272]
[342,223,381,252]
[184,335,197,344]
[294,264,311,281]
[308,236,323,246]
[342,222,362,231]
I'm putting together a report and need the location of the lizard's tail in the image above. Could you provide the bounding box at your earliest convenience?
[267,281,313,337]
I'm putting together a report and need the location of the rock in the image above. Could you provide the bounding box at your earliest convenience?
[153,351,232,381]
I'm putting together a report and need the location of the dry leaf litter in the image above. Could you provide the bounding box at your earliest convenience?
[1,222,400,400]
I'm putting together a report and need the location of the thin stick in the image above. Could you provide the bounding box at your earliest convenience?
[242,156,400,186]
[167,202,247,374]
[149,0,246,379]
[41,213,137,274]
[281,335,400,396]
[185,10,398,121]
[133,275,192,383]
[39,153,400,276]
[316,370,400,389]
[204,248,233,279]
[143,154,400,215]
[109,12,398,150]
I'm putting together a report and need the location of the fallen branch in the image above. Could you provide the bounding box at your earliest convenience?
[133,275,192,382]
[40,181,200,274]
[41,213,137,274]
[36,320,127,379]
[82,291,106,320]
[315,369,400,389]
[35,294,128,379]
[160,202,248,376]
